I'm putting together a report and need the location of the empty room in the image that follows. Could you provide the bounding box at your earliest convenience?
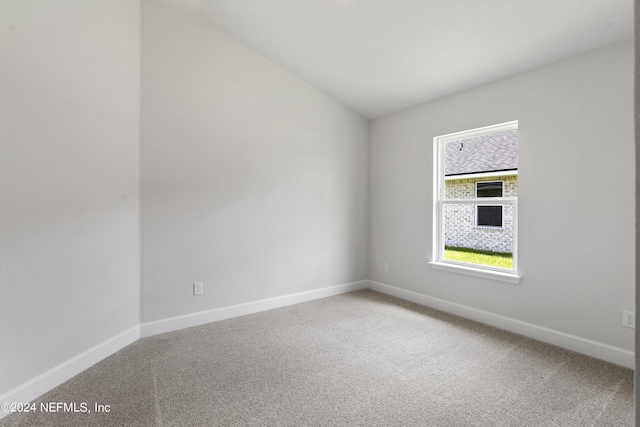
[0,0,636,426]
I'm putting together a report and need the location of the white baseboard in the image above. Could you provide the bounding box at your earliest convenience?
[367,280,634,369]
[140,280,368,338]
[4,277,630,423]
[0,325,140,421]
[0,281,366,420]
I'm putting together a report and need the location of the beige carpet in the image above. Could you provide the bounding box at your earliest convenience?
[0,290,633,426]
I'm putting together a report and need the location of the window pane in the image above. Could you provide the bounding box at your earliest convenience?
[444,129,517,177]
[476,181,503,197]
[477,205,502,227]
[442,202,513,269]
[436,122,518,273]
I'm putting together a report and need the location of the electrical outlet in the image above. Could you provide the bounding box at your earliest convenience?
[383,262,389,273]
[193,282,204,296]
[622,310,635,329]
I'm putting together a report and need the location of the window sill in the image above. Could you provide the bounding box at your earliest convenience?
[428,261,521,284]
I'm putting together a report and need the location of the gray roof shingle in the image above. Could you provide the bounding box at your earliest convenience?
[444,129,518,176]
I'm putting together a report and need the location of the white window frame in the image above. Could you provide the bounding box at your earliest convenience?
[429,121,520,284]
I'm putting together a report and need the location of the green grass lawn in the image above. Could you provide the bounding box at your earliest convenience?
[444,246,513,269]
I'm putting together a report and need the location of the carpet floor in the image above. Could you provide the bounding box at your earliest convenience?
[0,290,634,426]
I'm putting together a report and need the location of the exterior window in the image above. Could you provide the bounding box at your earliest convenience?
[476,182,503,228]
[476,205,503,227]
[430,121,519,283]
[476,181,503,197]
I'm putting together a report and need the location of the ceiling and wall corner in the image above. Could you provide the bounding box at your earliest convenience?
[152,0,633,119]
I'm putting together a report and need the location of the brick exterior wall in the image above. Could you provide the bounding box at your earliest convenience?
[444,175,517,253]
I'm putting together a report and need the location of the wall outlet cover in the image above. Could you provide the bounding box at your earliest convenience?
[622,310,635,329]
[193,282,204,296]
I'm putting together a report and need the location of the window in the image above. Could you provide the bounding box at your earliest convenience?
[429,121,519,283]
[476,181,503,198]
[476,205,503,227]
[476,181,503,228]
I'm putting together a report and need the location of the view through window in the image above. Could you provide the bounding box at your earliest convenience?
[433,121,518,274]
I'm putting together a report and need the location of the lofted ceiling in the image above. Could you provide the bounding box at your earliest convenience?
[151,0,634,119]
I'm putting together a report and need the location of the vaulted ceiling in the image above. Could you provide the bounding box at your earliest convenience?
[151,0,634,119]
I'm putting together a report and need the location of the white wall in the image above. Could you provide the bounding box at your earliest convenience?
[369,41,634,353]
[0,0,141,396]
[140,2,369,323]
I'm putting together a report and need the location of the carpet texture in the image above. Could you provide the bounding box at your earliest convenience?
[0,290,633,426]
